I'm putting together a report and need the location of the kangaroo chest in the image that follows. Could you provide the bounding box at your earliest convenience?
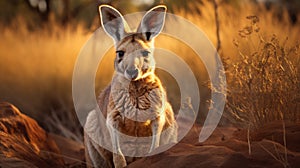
[108,77,165,136]
[110,80,164,121]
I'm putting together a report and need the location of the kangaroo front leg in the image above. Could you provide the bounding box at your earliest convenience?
[149,115,165,153]
[106,111,127,168]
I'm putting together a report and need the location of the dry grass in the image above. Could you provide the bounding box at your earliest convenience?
[224,15,300,128]
[174,1,299,127]
[0,1,299,141]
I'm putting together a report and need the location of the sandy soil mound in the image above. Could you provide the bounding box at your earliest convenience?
[128,124,300,168]
[0,102,64,167]
[1,102,299,167]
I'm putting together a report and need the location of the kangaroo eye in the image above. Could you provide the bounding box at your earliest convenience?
[141,51,150,57]
[116,50,125,58]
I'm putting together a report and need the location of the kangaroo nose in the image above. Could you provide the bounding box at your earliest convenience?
[126,68,138,79]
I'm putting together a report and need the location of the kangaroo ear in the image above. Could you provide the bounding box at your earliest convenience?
[137,5,167,41]
[99,5,129,43]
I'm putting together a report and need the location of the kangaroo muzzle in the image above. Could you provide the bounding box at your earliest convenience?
[125,67,139,80]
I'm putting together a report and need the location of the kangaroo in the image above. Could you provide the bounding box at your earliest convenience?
[84,5,178,168]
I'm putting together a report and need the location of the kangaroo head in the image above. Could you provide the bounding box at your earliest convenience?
[99,5,167,81]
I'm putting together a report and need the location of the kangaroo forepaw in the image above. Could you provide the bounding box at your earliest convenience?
[113,154,127,168]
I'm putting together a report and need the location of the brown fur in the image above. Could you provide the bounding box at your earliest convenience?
[84,5,177,168]
[84,74,177,168]
[101,75,175,137]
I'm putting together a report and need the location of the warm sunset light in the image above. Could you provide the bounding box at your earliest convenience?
[0,0,299,167]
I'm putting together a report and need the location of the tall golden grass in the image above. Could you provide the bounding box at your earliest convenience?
[0,19,90,140]
[0,1,299,140]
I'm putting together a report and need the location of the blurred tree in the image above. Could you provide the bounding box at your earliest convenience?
[0,1,19,24]
[144,0,203,14]
[250,0,300,24]
[97,0,204,14]
[0,0,298,29]
[0,1,42,27]
[27,0,49,18]
[30,0,98,26]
